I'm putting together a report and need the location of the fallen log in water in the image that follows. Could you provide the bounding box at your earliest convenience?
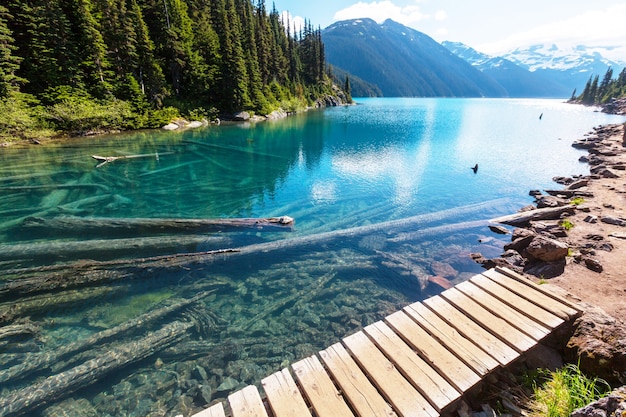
[0,322,40,346]
[0,235,233,262]
[92,152,174,167]
[0,183,110,192]
[2,199,510,296]
[0,286,126,323]
[21,215,295,236]
[0,320,194,417]
[489,205,575,226]
[0,291,213,384]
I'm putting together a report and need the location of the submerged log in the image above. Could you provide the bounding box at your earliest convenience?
[0,291,213,384]
[21,215,295,236]
[0,320,194,417]
[92,151,174,167]
[489,205,575,226]
[3,199,509,296]
[0,235,233,262]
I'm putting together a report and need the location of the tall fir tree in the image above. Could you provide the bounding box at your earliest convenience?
[0,5,23,97]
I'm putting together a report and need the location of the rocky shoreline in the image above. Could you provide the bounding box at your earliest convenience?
[460,122,626,417]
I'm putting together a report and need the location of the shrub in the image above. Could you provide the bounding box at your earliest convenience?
[528,363,610,417]
[560,219,575,230]
[570,197,585,206]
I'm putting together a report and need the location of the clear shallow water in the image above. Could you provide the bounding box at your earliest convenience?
[0,98,624,416]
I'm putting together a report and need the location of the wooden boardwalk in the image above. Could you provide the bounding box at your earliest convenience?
[192,267,582,417]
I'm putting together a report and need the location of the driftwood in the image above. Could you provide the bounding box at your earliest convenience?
[0,184,109,192]
[489,205,576,226]
[0,320,193,417]
[0,291,213,384]
[92,152,174,167]
[0,322,40,346]
[3,199,509,295]
[0,235,233,262]
[21,215,295,236]
[0,286,126,323]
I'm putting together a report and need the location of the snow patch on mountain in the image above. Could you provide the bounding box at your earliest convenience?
[502,43,625,73]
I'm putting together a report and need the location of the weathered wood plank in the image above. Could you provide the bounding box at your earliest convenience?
[482,268,580,320]
[384,311,480,394]
[261,368,312,417]
[403,302,498,375]
[364,321,460,411]
[343,331,438,417]
[493,267,583,314]
[440,288,536,353]
[470,274,564,330]
[228,385,269,417]
[192,402,226,417]
[423,296,518,366]
[319,343,397,417]
[292,355,354,417]
[455,281,551,340]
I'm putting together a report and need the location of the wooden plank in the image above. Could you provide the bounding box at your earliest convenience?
[403,302,499,374]
[192,402,227,417]
[471,274,564,330]
[423,296,518,366]
[319,343,397,417]
[440,288,536,353]
[342,331,438,417]
[482,268,580,320]
[384,311,480,393]
[364,321,460,412]
[455,281,551,340]
[292,355,354,417]
[262,368,312,417]
[494,267,583,313]
[228,385,269,417]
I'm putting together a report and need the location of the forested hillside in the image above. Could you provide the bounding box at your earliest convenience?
[574,67,626,105]
[0,0,338,141]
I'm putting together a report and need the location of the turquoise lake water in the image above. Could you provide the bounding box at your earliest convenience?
[0,98,624,416]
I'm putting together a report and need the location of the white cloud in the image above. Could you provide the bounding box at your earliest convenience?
[281,11,305,35]
[478,4,626,56]
[333,1,429,27]
[434,10,447,21]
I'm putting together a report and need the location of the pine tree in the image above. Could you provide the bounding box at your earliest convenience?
[69,0,113,96]
[0,5,23,97]
[128,0,166,104]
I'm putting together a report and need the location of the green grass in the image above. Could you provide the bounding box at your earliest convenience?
[570,197,586,206]
[559,219,575,231]
[528,363,610,417]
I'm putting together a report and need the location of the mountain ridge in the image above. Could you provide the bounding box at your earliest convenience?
[322,18,507,98]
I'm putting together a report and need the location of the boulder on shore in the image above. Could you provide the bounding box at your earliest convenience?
[566,306,626,385]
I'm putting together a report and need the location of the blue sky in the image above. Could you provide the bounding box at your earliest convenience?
[269,0,626,59]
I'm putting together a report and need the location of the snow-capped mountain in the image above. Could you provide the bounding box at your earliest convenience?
[444,42,626,97]
[502,44,625,93]
[442,41,572,97]
[503,44,625,73]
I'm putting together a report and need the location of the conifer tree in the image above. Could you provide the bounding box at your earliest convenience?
[0,5,23,97]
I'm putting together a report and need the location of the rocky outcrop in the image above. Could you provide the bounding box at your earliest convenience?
[571,386,626,417]
[565,305,626,385]
[602,97,626,115]
[475,123,626,278]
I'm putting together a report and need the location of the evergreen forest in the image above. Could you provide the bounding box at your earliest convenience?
[573,67,626,105]
[0,0,341,141]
